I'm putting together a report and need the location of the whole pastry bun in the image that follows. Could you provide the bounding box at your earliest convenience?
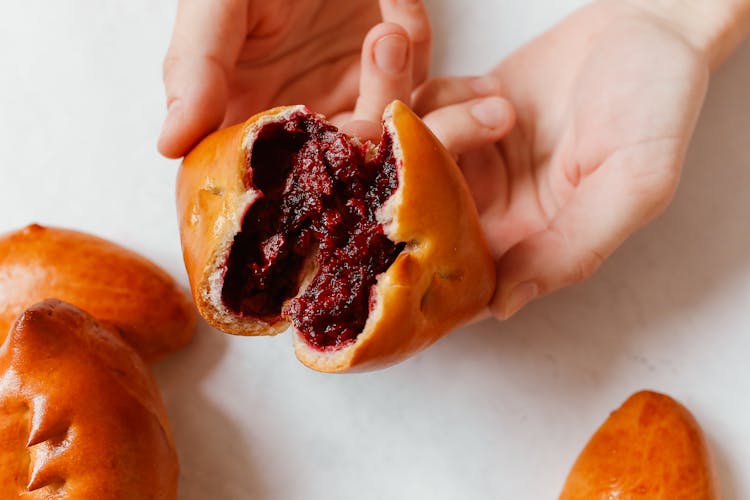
[0,224,195,361]
[0,299,178,499]
[560,390,718,499]
[177,100,496,372]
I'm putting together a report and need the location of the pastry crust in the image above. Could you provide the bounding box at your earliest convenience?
[0,224,196,361]
[177,101,496,372]
[0,299,178,499]
[560,390,718,499]
[177,106,306,337]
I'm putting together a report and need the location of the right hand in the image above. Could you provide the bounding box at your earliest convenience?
[157,0,433,158]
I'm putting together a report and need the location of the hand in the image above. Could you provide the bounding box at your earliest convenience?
[342,26,516,147]
[324,19,518,192]
[157,0,432,158]
[446,0,719,319]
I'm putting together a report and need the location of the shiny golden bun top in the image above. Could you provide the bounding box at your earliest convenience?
[0,299,178,499]
[560,390,718,499]
[0,224,196,361]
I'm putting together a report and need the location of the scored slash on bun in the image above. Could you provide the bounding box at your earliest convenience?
[0,299,178,499]
[177,100,496,372]
[560,390,719,499]
[0,224,196,362]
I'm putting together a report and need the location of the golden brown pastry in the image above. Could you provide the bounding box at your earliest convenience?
[560,390,719,499]
[177,100,496,372]
[0,299,178,499]
[0,224,195,361]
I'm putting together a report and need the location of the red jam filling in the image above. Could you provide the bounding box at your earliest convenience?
[221,113,403,350]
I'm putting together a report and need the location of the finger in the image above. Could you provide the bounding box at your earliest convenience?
[158,59,229,159]
[349,23,413,135]
[466,308,492,326]
[422,96,515,155]
[339,120,383,142]
[379,0,432,85]
[490,141,681,319]
[329,111,354,129]
[158,0,247,158]
[412,75,503,116]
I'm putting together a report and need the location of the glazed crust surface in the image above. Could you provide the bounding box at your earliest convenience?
[177,102,496,372]
[0,299,178,499]
[295,101,496,371]
[560,390,718,500]
[0,224,195,361]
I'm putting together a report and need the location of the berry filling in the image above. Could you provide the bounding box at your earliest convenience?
[221,112,404,350]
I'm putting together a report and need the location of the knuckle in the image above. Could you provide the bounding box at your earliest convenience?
[572,249,605,283]
[421,76,451,94]
[630,159,681,217]
[549,225,604,284]
[407,20,432,45]
[411,77,447,113]
[621,138,683,204]
[425,118,449,145]
[162,54,180,76]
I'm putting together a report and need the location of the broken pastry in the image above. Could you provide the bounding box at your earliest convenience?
[177,101,496,372]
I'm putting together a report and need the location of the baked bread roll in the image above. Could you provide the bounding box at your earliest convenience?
[0,224,195,361]
[177,100,496,372]
[0,299,178,499]
[560,390,718,499]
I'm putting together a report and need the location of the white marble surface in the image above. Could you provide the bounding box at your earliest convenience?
[1,1,749,498]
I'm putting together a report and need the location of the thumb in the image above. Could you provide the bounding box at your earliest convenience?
[157,0,247,159]
[491,141,681,319]
[343,22,413,141]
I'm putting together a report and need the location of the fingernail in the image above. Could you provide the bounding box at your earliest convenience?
[503,281,538,319]
[470,97,509,128]
[374,34,409,74]
[468,76,502,96]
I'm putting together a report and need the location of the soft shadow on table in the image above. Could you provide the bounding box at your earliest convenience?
[436,39,750,489]
[153,320,269,500]
[709,434,740,500]
[448,40,750,384]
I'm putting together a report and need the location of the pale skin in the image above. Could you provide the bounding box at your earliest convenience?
[157,0,512,155]
[159,0,750,320]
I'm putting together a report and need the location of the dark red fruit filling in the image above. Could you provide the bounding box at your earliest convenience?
[221,113,404,350]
